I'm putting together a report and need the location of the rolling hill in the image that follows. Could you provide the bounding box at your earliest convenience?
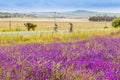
[0,10,120,19]
[29,10,120,19]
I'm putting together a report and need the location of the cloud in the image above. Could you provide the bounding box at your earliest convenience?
[0,0,120,12]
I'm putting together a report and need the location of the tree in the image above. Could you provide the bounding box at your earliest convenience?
[112,17,120,28]
[24,23,37,31]
[89,16,116,22]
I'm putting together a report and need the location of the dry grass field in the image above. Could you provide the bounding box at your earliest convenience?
[0,18,112,31]
[0,18,117,44]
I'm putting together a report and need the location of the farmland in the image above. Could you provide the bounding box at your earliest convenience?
[0,18,112,31]
[0,18,120,80]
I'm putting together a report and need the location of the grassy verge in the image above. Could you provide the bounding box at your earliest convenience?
[0,28,119,45]
[1,29,24,32]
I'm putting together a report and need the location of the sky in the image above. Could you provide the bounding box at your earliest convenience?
[0,0,120,13]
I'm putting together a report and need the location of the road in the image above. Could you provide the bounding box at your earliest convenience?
[0,29,107,36]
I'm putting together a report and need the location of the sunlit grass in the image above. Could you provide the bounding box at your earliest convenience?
[0,28,119,45]
[0,21,112,31]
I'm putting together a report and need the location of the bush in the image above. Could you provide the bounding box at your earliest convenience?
[112,17,120,28]
[24,23,37,31]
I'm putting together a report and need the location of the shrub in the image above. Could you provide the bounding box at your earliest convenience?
[112,17,120,28]
[24,23,37,31]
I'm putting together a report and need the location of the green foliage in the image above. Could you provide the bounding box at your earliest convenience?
[112,17,120,28]
[89,16,116,22]
[24,23,37,31]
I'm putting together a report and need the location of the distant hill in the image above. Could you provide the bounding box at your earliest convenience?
[71,10,97,13]
[0,10,120,19]
[29,10,120,19]
[0,12,36,18]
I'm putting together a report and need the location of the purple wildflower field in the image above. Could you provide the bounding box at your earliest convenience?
[0,36,120,80]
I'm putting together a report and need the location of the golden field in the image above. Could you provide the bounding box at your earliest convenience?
[0,18,119,44]
[0,18,112,31]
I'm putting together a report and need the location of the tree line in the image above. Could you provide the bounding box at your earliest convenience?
[89,15,116,22]
[0,12,37,18]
